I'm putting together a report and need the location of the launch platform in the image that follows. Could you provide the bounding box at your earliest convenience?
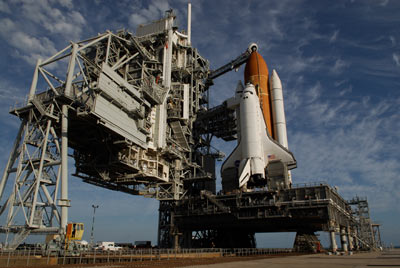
[159,183,355,250]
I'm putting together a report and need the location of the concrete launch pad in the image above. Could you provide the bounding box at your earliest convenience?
[180,250,400,268]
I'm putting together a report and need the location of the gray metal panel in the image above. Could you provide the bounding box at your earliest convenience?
[101,63,141,100]
[93,95,147,148]
[136,19,167,37]
[98,71,139,112]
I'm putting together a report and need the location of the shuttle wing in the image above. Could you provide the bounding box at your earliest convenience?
[221,142,242,173]
[262,134,296,170]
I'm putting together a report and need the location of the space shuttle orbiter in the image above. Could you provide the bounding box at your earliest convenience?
[221,44,296,192]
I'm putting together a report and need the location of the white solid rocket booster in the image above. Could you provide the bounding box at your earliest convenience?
[270,69,292,184]
[270,69,288,149]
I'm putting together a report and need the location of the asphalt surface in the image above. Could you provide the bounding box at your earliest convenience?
[180,249,400,268]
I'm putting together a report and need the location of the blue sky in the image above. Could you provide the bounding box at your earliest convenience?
[0,0,399,248]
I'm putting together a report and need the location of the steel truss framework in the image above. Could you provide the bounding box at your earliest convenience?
[348,196,378,250]
[0,103,62,248]
[372,224,382,249]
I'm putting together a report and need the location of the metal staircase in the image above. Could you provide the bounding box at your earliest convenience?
[170,121,190,150]
[6,229,31,250]
[293,231,321,253]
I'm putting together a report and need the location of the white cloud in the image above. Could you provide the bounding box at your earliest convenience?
[0,0,87,65]
[334,80,347,87]
[0,17,14,33]
[0,80,26,109]
[370,101,391,116]
[285,88,302,111]
[16,0,86,41]
[130,13,148,26]
[0,0,10,13]
[389,35,396,46]
[58,0,73,9]
[282,55,323,75]
[70,10,86,25]
[0,80,26,131]
[290,90,400,212]
[379,0,389,7]
[331,58,349,73]
[393,53,400,67]
[306,82,322,102]
[11,33,55,55]
[286,58,307,73]
[0,18,57,65]
[129,0,171,29]
[329,30,340,43]
[339,85,353,96]
[270,18,284,38]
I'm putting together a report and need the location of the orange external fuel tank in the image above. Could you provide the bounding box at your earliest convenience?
[244,51,275,139]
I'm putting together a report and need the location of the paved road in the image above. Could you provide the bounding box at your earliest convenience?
[182,250,400,268]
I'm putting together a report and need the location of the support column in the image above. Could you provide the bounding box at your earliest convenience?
[347,226,354,251]
[64,43,78,97]
[330,231,337,252]
[187,3,191,46]
[174,233,179,250]
[60,104,70,234]
[353,228,359,250]
[340,227,348,252]
[59,43,76,235]
[0,122,25,198]
[170,209,179,250]
[28,59,41,101]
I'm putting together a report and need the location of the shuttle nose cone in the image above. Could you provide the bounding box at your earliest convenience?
[271,69,282,88]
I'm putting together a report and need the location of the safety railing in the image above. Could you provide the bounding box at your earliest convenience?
[291,181,328,188]
[0,247,294,267]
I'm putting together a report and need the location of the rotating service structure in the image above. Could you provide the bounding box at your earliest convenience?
[0,10,218,248]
